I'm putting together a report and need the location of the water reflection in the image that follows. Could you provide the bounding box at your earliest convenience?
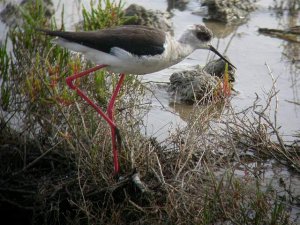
[203,21,239,39]
[283,39,300,105]
[277,11,300,105]
[272,0,300,15]
[168,100,225,123]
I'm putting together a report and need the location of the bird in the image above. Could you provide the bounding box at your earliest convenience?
[38,24,236,177]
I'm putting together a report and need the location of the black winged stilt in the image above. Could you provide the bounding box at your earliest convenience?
[38,24,236,176]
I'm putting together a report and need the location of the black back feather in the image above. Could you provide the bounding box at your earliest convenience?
[37,25,166,56]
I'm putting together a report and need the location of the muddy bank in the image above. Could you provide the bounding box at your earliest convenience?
[258,26,300,43]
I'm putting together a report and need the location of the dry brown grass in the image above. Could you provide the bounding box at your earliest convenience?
[1,59,299,224]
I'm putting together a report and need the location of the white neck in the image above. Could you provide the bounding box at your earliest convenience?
[178,29,201,50]
[163,33,195,65]
[178,30,193,45]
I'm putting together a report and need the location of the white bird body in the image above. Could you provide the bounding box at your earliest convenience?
[39,25,235,75]
[52,32,194,74]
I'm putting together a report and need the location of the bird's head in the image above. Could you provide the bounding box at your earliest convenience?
[180,24,236,69]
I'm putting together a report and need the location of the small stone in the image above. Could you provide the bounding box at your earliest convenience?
[123,4,173,34]
[168,57,236,103]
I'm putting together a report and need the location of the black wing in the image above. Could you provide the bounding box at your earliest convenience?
[37,25,166,56]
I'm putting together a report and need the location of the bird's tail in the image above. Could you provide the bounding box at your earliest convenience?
[36,28,65,37]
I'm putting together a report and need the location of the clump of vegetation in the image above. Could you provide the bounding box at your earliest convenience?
[0,0,299,224]
[0,0,144,222]
[82,0,128,30]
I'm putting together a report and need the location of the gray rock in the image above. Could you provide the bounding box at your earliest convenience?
[0,0,54,26]
[123,4,173,34]
[168,69,218,103]
[168,57,236,103]
[203,56,235,82]
[167,0,190,12]
[202,0,256,23]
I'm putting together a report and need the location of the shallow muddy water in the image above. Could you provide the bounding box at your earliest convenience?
[132,0,300,142]
[148,1,299,143]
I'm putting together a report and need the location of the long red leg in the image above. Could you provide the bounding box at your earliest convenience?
[107,73,126,175]
[66,65,115,128]
[65,65,124,175]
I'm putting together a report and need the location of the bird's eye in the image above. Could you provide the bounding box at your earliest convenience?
[194,25,213,42]
[195,30,212,42]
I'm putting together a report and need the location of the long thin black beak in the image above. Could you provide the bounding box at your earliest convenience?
[208,45,236,69]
